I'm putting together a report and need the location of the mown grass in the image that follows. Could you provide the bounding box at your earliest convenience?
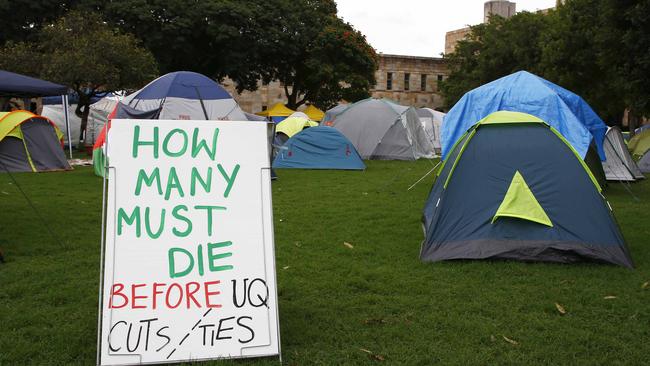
[0,161,649,365]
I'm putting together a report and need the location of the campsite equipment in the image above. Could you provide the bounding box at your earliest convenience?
[628,130,650,173]
[322,103,348,125]
[275,116,318,138]
[303,104,325,122]
[441,71,608,162]
[0,110,71,172]
[0,69,73,157]
[417,108,445,154]
[327,98,434,160]
[272,126,365,170]
[42,95,120,147]
[92,71,247,176]
[255,103,295,123]
[422,111,633,268]
[120,71,246,121]
[602,127,644,181]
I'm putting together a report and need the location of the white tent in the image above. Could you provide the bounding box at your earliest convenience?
[328,98,434,160]
[120,71,246,121]
[41,96,119,146]
[417,108,445,154]
[287,111,310,120]
[602,126,644,181]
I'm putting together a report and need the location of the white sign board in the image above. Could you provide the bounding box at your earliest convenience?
[98,119,280,365]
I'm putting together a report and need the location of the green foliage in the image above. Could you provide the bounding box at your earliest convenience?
[0,163,649,364]
[252,0,377,109]
[440,12,551,109]
[599,0,650,120]
[441,1,650,123]
[83,0,377,109]
[0,0,77,44]
[0,10,158,141]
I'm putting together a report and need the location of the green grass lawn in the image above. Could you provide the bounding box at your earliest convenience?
[1,161,649,365]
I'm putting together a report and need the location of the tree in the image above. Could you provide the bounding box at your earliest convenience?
[91,0,376,109]
[599,0,650,131]
[440,12,552,109]
[0,10,158,143]
[539,0,624,124]
[255,0,377,109]
[0,0,78,45]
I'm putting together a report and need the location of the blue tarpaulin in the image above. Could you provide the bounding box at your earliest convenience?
[441,71,607,160]
[132,71,232,100]
[273,126,366,170]
[0,70,67,98]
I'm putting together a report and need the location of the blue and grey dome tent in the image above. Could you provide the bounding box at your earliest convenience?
[121,71,246,121]
[272,126,365,170]
[422,111,633,268]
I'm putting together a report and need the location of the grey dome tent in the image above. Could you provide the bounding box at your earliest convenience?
[422,111,633,268]
[602,127,644,181]
[322,103,349,125]
[328,98,434,160]
[417,108,445,154]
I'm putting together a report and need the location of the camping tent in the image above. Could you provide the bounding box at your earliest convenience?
[41,95,120,146]
[121,71,246,120]
[322,104,348,125]
[422,111,632,268]
[93,71,246,176]
[303,104,325,121]
[0,110,71,172]
[0,70,72,156]
[272,126,365,170]
[628,130,650,173]
[441,71,608,161]
[275,116,318,138]
[634,124,650,134]
[602,127,644,181]
[244,111,268,121]
[327,98,434,160]
[255,103,295,123]
[417,108,445,154]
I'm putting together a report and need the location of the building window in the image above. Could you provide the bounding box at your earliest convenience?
[386,72,393,90]
[437,74,444,82]
[262,105,267,111]
[421,74,427,91]
[404,73,410,91]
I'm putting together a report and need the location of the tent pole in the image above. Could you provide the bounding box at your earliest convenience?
[62,95,72,158]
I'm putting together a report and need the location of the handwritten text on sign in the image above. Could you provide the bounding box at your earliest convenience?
[99,120,279,365]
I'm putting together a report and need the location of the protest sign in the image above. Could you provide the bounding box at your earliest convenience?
[98,119,279,365]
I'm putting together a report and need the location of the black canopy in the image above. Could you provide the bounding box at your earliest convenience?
[0,70,67,98]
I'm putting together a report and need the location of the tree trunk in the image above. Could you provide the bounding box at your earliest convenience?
[75,93,91,145]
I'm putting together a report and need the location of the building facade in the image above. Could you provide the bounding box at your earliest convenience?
[371,54,448,109]
[222,53,449,114]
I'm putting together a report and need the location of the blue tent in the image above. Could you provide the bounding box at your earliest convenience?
[441,71,608,161]
[272,126,365,170]
[121,71,246,120]
[0,70,67,98]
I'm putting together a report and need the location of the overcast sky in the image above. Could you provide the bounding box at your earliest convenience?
[336,0,557,57]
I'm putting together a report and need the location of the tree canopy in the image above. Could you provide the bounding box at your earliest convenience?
[87,0,377,109]
[441,0,650,126]
[0,10,158,141]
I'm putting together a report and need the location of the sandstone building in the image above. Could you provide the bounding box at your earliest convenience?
[222,53,449,114]
[371,54,447,109]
